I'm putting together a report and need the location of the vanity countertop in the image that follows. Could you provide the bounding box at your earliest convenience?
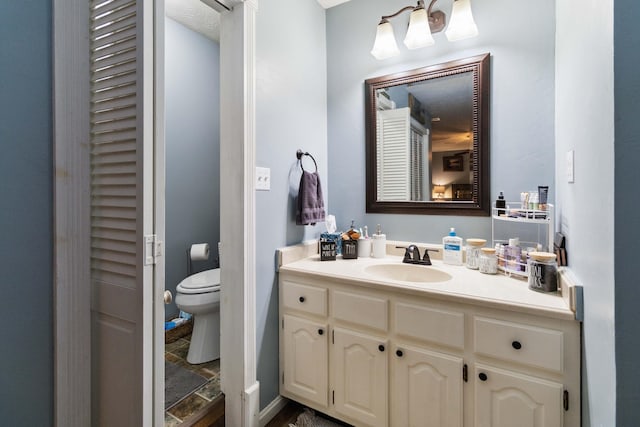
[279,251,577,321]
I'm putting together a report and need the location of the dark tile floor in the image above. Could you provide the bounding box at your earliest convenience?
[165,335,221,426]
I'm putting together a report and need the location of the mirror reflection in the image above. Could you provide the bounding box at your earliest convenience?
[375,72,474,202]
[365,53,490,215]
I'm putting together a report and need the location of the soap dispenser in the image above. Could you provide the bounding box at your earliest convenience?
[358,225,372,258]
[371,224,386,258]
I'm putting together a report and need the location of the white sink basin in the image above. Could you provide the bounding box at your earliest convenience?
[364,263,453,283]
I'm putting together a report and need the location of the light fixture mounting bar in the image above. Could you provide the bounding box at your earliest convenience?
[379,0,445,33]
[380,5,417,21]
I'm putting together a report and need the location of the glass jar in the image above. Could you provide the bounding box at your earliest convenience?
[527,252,558,292]
[465,238,486,269]
[479,247,498,274]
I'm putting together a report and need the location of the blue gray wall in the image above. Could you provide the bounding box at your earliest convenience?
[556,1,615,425]
[0,1,53,424]
[165,17,221,320]
[326,0,556,242]
[256,0,328,409]
[614,0,640,424]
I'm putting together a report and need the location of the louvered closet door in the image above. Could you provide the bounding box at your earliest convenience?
[377,108,410,201]
[89,0,156,425]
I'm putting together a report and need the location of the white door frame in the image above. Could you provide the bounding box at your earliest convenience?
[153,0,167,422]
[52,0,259,425]
[216,0,261,425]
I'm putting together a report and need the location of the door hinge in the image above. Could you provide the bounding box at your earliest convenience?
[332,329,335,344]
[463,364,468,382]
[332,390,335,405]
[144,234,162,265]
[563,390,569,411]
[282,318,284,329]
[282,372,284,385]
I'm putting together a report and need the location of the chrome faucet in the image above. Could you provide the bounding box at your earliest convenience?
[397,245,438,266]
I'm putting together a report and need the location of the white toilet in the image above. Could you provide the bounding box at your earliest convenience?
[175,268,221,364]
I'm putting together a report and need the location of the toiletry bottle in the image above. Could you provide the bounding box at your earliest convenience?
[371,224,386,258]
[528,191,539,212]
[496,192,506,216]
[505,238,522,272]
[358,226,372,258]
[442,228,463,265]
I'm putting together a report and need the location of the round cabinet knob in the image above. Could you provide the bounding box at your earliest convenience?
[512,341,522,350]
[478,372,488,382]
[163,290,172,304]
[299,296,305,303]
[318,329,324,335]
[378,344,385,352]
[396,349,404,357]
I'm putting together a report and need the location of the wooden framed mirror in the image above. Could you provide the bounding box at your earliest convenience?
[365,53,490,215]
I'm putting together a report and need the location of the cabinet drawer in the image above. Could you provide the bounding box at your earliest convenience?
[281,281,327,317]
[474,316,564,373]
[332,290,388,332]
[395,301,465,350]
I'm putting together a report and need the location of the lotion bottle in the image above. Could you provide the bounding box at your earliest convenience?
[371,224,386,258]
[443,228,463,265]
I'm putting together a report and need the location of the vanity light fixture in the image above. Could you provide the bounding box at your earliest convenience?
[371,0,479,60]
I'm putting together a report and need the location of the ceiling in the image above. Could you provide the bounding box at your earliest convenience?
[165,0,221,42]
[316,0,352,8]
[165,0,350,42]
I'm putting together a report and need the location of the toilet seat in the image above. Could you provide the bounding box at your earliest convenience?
[176,268,221,294]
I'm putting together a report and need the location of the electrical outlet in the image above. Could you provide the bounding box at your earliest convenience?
[566,150,575,183]
[256,167,270,191]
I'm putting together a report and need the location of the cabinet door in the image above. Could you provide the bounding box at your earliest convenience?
[474,364,563,427]
[332,327,388,427]
[391,345,463,427]
[282,314,328,407]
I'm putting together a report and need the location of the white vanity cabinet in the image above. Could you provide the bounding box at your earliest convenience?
[474,363,563,427]
[330,287,390,426]
[280,280,329,408]
[332,327,388,427]
[471,314,580,427]
[391,344,463,427]
[391,299,466,427]
[278,269,580,427]
[281,314,328,407]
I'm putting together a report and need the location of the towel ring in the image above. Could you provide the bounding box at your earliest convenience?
[296,149,318,172]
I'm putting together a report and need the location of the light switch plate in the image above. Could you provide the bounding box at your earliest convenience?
[566,150,575,183]
[256,167,270,191]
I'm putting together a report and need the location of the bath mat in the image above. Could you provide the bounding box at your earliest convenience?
[165,360,208,409]
[289,408,346,427]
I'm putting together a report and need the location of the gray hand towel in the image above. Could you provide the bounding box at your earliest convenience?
[296,170,325,226]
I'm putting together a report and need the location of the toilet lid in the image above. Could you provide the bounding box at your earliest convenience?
[177,268,221,294]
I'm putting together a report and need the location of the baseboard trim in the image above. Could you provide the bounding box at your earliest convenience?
[259,395,290,427]
[244,382,260,426]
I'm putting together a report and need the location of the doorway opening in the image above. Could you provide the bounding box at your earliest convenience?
[163,0,223,424]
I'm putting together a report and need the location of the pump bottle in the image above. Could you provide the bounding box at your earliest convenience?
[371,224,386,258]
[442,228,463,265]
